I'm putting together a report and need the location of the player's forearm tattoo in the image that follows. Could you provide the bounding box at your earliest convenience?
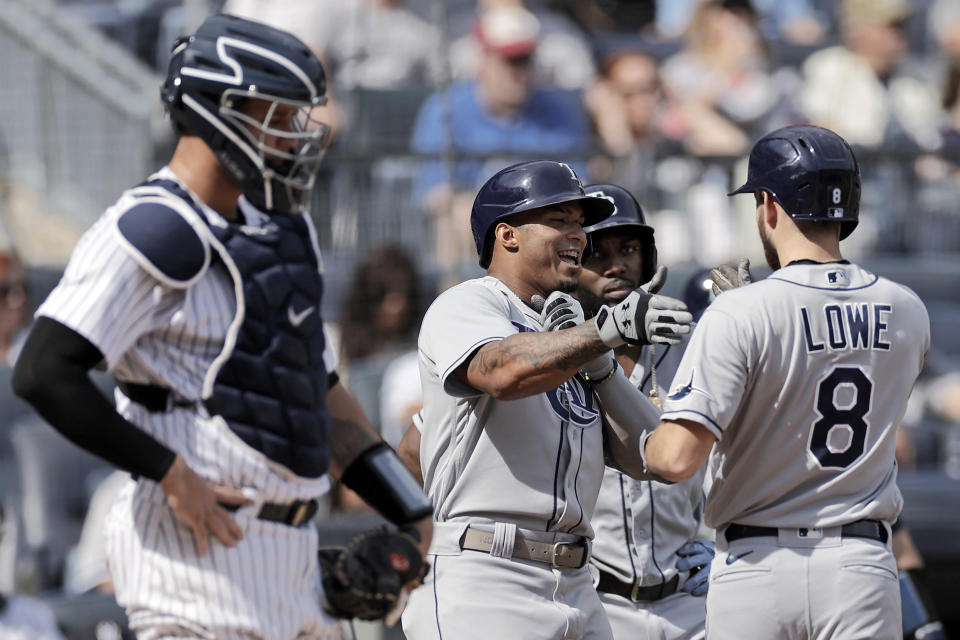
[468,323,605,376]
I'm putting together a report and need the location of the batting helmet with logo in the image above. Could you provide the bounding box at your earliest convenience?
[728,125,861,239]
[471,161,614,268]
[583,184,657,285]
[161,14,331,214]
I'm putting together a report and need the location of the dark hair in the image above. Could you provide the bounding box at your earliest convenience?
[944,63,960,111]
[339,244,424,361]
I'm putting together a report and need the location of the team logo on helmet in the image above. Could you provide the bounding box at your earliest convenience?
[546,377,600,428]
[586,190,618,216]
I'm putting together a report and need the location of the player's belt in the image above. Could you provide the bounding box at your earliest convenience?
[118,382,197,412]
[596,570,680,602]
[724,519,888,544]
[460,527,589,569]
[222,499,319,528]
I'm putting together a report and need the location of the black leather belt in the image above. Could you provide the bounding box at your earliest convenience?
[222,499,319,528]
[724,519,888,544]
[118,381,197,413]
[596,571,680,602]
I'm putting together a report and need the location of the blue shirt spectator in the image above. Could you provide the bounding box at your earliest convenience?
[411,81,590,197]
[409,5,593,287]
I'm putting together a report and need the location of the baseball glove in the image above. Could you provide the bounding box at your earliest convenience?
[317,527,428,621]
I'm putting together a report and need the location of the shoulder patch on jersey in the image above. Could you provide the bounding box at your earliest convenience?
[115,199,211,288]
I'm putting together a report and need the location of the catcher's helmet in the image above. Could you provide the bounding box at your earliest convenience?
[583,184,657,285]
[728,125,861,240]
[471,160,614,268]
[161,14,330,214]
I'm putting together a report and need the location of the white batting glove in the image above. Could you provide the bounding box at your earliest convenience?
[532,291,615,383]
[595,266,693,347]
[534,291,585,331]
[710,258,752,296]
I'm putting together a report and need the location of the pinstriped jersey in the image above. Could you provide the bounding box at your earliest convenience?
[417,276,604,538]
[36,167,335,501]
[661,262,929,530]
[590,343,709,586]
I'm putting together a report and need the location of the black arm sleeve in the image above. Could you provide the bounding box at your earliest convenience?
[12,316,177,481]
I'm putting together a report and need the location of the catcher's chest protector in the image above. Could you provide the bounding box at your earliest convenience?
[148,178,333,478]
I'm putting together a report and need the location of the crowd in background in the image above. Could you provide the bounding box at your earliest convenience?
[2,0,960,637]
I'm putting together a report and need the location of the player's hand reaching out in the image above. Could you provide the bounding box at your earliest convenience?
[160,454,252,555]
[710,258,752,295]
[532,291,616,382]
[595,266,693,347]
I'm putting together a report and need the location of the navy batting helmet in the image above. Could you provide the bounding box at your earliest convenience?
[471,161,615,268]
[161,14,330,214]
[728,125,861,240]
[583,184,657,285]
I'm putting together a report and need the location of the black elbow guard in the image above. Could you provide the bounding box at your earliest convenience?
[341,442,433,526]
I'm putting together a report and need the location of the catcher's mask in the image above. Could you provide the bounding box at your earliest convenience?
[161,14,331,214]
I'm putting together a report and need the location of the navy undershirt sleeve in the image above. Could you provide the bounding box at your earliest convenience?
[12,316,176,481]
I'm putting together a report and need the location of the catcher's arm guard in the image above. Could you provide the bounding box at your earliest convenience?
[318,527,428,621]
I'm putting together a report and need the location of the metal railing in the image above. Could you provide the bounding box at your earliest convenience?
[0,0,162,233]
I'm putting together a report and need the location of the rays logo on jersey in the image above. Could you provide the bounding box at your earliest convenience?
[546,376,600,428]
[826,270,850,287]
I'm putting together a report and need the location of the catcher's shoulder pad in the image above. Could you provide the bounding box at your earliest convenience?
[115,197,211,288]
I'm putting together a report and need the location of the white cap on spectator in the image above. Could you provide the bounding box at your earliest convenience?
[473,6,540,58]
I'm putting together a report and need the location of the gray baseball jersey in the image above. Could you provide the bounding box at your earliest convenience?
[591,343,707,586]
[661,261,929,530]
[406,275,615,640]
[591,344,708,640]
[417,275,604,536]
[37,168,339,638]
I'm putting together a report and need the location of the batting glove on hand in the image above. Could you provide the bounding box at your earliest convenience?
[710,258,752,296]
[676,539,715,597]
[595,266,693,348]
[533,291,585,331]
[532,292,615,383]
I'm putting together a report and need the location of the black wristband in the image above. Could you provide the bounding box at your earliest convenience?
[340,442,433,525]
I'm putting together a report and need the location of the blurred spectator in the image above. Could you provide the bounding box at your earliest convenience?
[561,0,656,35]
[659,0,804,155]
[0,592,65,640]
[222,0,439,139]
[801,0,942,150]
[339,244,424,366]
[449,0,596,90]
[656,0,826,44]
[0,251,29,366]
[223,0,439,90]
[586,50,674,160]
[410,4,592,285]
[940,62,960,157]
[585,47,743,267]
[928,0,960,63]
[333,244,426,513]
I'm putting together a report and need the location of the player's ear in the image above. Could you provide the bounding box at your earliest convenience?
[763,192,779,229]
[495,222,521,255]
